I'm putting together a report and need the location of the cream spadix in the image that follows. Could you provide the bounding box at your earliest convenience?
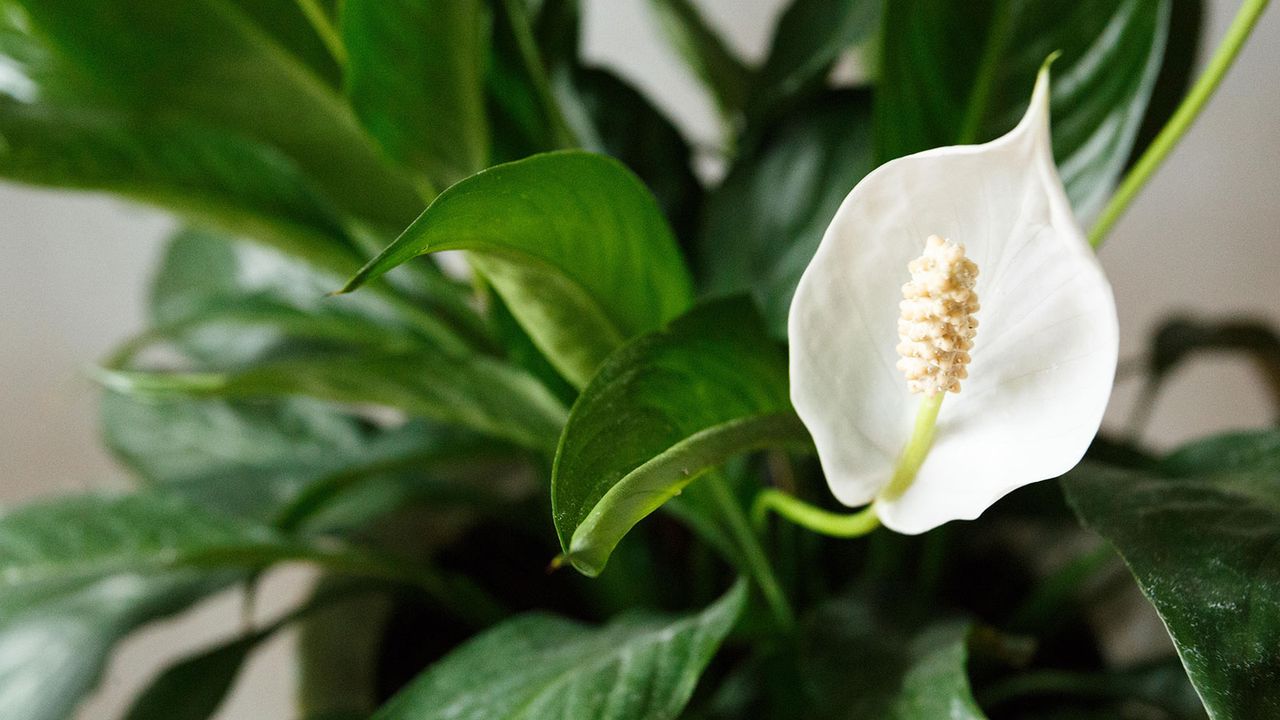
[788,67,1118,535]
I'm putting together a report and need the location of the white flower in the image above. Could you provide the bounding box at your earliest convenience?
[788,67,1118,535]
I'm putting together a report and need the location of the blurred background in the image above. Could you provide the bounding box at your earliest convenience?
[1,0,1276,717]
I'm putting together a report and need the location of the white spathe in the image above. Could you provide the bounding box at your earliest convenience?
[788,68,1118,535]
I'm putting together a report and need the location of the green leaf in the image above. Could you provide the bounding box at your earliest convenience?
[556,66,703,241]
[4,0,423,234]
[226,0,343,87]
[137,228,436,368]
[698,91,873,336]
[0,571,229,720]
[342,0,489,188]
[0,493,328,602]
[97,349,568,452]
[0,96,363,275]
[803,599,986,719]
[751,0,880,114]
[1064,430,1280,718]
[341,151,694,388]
[101,390,503,528]
[646,0,751,119]
[122,587,348,720]
[371,581,746,720]
[875,0,1171,221]
[0,489,411,720]
[553,300,810,576]
[122,631,260,720]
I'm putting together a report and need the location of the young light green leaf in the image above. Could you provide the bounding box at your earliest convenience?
[340,151,694,388]
[553,300,810,576]
[698,91,873,336]
[342,0,489,189]
[97,349,567,452]
[875,0,1171,221]
[646,0,751,119]
[751,0,880,114]
[371,581,746,720]
[1064,430,1280,718]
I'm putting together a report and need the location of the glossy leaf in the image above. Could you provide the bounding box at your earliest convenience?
[876,0,1170,221]
[4,0,423,233]
[0,571,229,720]
[698,91,873,336]
[342,0,489,188]
[646,0,751,119]
[553,300,810,576]
[371,581,745,720]
[341,151,694,388]
[751,0,879,113]
[97,349,568,451]
[1065,430,1280,718]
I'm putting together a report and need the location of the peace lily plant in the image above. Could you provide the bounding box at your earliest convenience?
[0,1,1276,719]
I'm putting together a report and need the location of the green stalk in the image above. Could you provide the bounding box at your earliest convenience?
[1089,0,1271,247]
[706,472,796,630]
[752,489,880,538]
[752,393,946,537]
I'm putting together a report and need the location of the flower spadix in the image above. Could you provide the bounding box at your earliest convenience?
[788,68,1118,534]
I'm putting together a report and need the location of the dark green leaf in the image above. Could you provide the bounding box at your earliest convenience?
[4,0,423,234]
[342,0,489,188]
[553,300,809,576]
[751,0,879,114]
[0,493,328,603]
[486,0,577,162]
[646,0,751,119]
[226,0,343,87]
[876,0,1171,221]
[803,599,986,719]
[1064,430,1280,718]
[371,581,746,720]
[101,391,503,528]
[97,349,568,451]
[122,631,259,720]
[555,66,703,241]
[0,571,229,720]
[698,91,873,336]
[341,151,694,388]
[140,228,433,367]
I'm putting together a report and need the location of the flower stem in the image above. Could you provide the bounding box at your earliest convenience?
[1088,0,1271,248]
[752,488,881,538]
[881,392,945,499]
[706,473,795,630]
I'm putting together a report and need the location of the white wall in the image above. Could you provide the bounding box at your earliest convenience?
[0,0,1276,717]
